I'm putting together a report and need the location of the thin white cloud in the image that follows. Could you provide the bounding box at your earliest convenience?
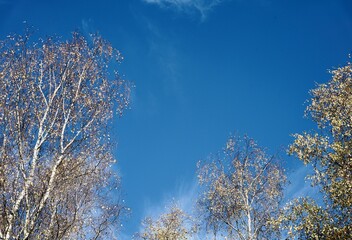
[137,178,199,237]
[81,19,96,36]
[284,164,321,203]
[143,18,186,103]
[142,178,198,219]
[143,0,227,20]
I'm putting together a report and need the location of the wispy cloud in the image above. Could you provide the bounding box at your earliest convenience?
[143,18,186,103]
[143,0,228,20]
[142,178,198,219]
[137,178,199,235]
[81,18,97,36]
[284,164,321,203]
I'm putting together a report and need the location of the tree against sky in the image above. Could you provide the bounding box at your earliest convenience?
[0,31,130,239]
[197,135,286,240]
[135,204,197,240]
[282,61,352,239]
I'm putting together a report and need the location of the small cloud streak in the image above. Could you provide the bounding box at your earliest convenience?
[81,19,96,36]
[143,19,186,103]
[142,178,199,219]
[137,178,199,233]
[143,0,228,20]
[284,164,321,203]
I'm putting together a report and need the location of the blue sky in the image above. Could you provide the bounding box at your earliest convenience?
[1,0,351,238]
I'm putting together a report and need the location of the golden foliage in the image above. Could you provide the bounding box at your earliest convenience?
[285,61,352,239]
[0,31,130,239]
[198,135,286,239]
[135,205,197,240]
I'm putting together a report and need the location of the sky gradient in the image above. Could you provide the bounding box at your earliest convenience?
[0,0,351,238]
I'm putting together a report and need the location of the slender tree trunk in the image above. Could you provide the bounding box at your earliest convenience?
[246,194,252,240]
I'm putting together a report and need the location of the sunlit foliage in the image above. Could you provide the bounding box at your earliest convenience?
[197,135,286,240]
[135,205,197,240]
[282,61,352,238]
[0,31,130,239]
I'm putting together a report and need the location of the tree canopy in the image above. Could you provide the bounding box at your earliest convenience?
[0,31,130,239]
[135,205,197,240]
[282,61,352,239]
[197,135,286,240]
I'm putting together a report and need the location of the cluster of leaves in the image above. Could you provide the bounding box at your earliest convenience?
[197,136,286,240]
[0,31,130,239]
[135,205,197,240]
[281,61,352,238]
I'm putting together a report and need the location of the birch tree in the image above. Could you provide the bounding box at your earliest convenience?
[135,205,197,240]
[282,61,352,239]
[0,31,130,239]
[197,135,286,240]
